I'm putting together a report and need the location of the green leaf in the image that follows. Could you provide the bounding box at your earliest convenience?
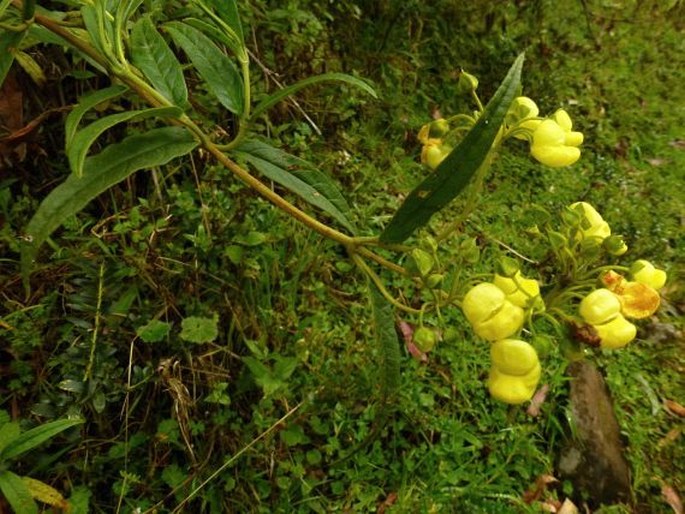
[251,72,377,121]
[0,30,25,86]
[22,127,198,275]
[67,106,182,177]
[0,0,13,18]
[136,319,171,343]
[369,283,401,399]
[165,21,243,115]
[235,140,355,232]
[0,471,38,514]
[205,0,244,46]
[379,53,525,243]
[180,314,218,344]
[131,16,188,107]
[0,422,21,455]
[1,418,83,461]
[65,85,128,146]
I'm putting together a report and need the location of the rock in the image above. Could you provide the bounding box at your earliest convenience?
[558,361,632,507]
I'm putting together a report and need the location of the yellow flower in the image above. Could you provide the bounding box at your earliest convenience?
[601,270,661,319]
[506,97,540,140]
[421,139,452,170]
[569,202,611,241]
[530,109,583,167]
[462,283,524,341]
[418,119,450,144]
[487,339,541,404]
[579,286,639,349]
[630,260,667,290]
[492,271,541,309]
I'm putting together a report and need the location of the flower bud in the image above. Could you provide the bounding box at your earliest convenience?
[630,260,667,290]
[505,96,540,128]
[421,141,452,169]
[425,273,444,288]
[457,70,479,93]
[413,327,438,352]
[579,288,621,325]
[410,248,435,277]
[603,235,628,256]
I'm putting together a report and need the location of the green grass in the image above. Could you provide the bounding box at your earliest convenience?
[0,1,683,513]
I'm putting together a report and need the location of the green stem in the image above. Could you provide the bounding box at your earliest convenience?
[21,0,34,20]
[351,254,421,314]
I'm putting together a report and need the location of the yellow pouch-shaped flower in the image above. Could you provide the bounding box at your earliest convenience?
[569,202,611,241]
[630,260,667,290]
[488,339,541,404]
[462,283,524,341]
[493,271,541,309]
[530,109,583,167]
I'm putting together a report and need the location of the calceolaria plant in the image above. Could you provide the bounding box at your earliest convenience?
[0,5,672,509]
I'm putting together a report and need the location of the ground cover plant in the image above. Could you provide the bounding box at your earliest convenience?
[0,0,683,512]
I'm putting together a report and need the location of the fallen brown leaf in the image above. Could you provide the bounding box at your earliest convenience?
[527,384,550,417]
[523,473,558,504]
[662,484,683,514]
[558,498,579,514]
[664,399,685,417]
[657,427,682,449]
[378,492,398,514]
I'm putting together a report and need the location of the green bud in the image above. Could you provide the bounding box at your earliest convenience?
[428,119,450,138]
[603,235,628,256]
[496,256,520,278]
[457,70,479,93]
[414,327,438,352]
[410,248,435,277]
[425,273,444,288]
[530,334,554,358]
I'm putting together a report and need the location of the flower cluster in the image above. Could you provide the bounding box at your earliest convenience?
[418,119,453,170]
[462,267,543,404]
[578,262,666,349]
[505,96,583,168]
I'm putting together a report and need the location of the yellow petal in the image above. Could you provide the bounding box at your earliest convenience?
[531,143,581,167]
[490,339,539,376]
[551,109,573,131]
[533,119,566,147]
[617,281,661,319]
[594,314,637,349]
[579,289,621,325]
[474,301,525,341]
[565,130,584,147]
[463,283,506,325]
[487,364,541,404]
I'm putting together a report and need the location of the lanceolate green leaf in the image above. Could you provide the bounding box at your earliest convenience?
[65,85,128,146]
[165,21,244,115]
[251,73,377,121]
[131,16,188,107]
[22,127,198,274]
[1,418,83,461]
[370,283,401,398]
[67,106,182,177]
[235,140,355,232]
[0,471,38,514]
[205,0,244,45]
[379,53,525,243]
[0,30,25,85]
